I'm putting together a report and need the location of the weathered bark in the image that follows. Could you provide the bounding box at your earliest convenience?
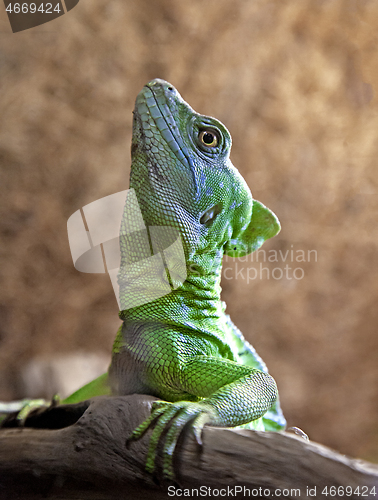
[0,395,377,499]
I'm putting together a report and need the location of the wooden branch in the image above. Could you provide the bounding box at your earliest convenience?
[0,395,377,499]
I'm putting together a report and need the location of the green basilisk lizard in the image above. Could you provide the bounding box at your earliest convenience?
[2,79,286,480]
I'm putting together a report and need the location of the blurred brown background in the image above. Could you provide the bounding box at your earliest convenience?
[0,0,377,463]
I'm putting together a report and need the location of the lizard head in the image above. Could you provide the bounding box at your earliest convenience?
[129,79,280,259]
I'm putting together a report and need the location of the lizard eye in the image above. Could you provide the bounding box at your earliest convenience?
[199,130,219,148]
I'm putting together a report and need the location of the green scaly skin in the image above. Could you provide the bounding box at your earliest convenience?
[2,79,286,480]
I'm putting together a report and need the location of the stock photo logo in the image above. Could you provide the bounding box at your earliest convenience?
[222,245,317,283]
[3,0,79,33]
[67,189,187,311]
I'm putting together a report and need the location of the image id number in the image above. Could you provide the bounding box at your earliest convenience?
[6,3,61,14]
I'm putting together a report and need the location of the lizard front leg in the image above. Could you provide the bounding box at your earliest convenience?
[128,356,278,479]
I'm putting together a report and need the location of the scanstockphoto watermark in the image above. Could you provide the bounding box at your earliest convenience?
[167,485,303,497]
[222,246,317,282]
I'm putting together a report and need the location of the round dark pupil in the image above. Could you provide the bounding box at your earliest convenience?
[203,132,214,144]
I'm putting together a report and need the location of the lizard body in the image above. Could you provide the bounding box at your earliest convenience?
[109,79,285,477]
[5,79,286,479]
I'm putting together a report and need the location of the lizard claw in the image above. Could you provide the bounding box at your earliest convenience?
[192,412,212,446]
[0,396,61,427]
[17,394,61,424]
[16,399,49,424]
[128,400,216,480]
[128,402,168,443]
